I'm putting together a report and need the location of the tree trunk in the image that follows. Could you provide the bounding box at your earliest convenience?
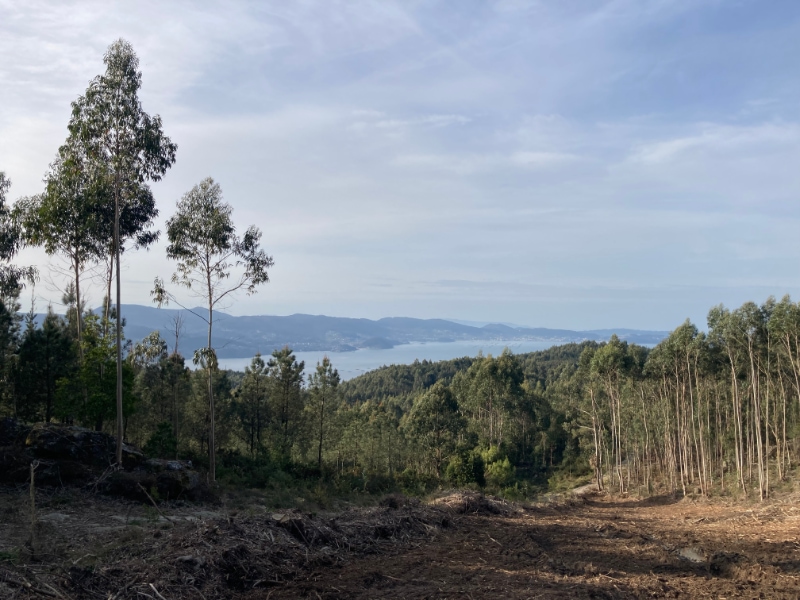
[207,297,215,483]
[318,387,325,474]
[114,183,124,465]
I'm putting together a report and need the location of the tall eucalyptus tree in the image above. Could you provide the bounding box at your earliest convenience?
[153,177,272,481]
[70,39,176,463]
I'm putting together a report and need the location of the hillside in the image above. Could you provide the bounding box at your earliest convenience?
[339,341,600,403]
[108,304,669,358]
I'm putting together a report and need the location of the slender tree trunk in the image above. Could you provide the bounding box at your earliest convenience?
[207,292,215,483]
[73,257,83,360]
[104,258,113,337]
[114,181,124,465]
[318,387,325,474]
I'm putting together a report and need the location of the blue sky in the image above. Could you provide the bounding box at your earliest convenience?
[1,0,799,330]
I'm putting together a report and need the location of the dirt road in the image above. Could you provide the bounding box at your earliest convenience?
[276,493,800,599]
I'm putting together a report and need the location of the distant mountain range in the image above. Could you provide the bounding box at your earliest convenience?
[96,304,670,359]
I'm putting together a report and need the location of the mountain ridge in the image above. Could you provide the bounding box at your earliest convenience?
[90,304,670,358]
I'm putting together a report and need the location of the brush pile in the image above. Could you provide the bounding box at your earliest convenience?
[0,490,458,599]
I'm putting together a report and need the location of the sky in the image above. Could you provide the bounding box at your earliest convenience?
[1,0,799,331]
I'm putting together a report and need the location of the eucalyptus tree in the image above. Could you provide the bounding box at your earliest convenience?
[0,172,36,296]
[455,350,525,450]
[767,295,800,477]
[69,39,176,463]
[153,177,272,481]
[590,335,633,493]
[17,140,106,352]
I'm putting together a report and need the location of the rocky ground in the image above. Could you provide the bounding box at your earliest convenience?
[2,486,800,599]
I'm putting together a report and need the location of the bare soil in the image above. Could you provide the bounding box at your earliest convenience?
[2,487,800,599]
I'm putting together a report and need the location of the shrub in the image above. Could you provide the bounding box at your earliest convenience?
[445,450,485,487]
[485,457,515,488]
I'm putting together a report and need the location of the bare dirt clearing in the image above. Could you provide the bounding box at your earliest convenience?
[2,488,800,599]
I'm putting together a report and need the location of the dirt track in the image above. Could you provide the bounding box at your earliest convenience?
[277,493,800,599]
[3,489,800,598]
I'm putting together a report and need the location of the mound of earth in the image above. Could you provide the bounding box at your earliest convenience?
[0,418,210,502]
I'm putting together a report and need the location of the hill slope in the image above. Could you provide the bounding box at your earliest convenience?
[103,304,669,359]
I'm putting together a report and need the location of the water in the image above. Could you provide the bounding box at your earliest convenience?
[217,339,561,381]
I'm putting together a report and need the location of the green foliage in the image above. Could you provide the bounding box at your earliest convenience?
[267,347,305,463]
[66,38,176,463]
[306,356,341,470]
[144,422,178,459]
[341,356,476,403]
[445,449,485,487]
[56,313,135,429]
[13,307,76,422]
[0,548,20,564]
[0,172,36,295]
[396,467,438,495]
[153,176,272,482]
[485,456,515,487]
[156,177,272,303]
[405,382,464,476]
[0,291,22,415]
[231,354,270,458]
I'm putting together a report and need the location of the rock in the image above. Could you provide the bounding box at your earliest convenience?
[678,547,706,563]
[0,419,215,504]
[26,422,144,469]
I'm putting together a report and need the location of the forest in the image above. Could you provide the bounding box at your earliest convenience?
[1,287,798,503]
[1,39,798,503]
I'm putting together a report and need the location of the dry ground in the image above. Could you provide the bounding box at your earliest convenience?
[2,486,800,599]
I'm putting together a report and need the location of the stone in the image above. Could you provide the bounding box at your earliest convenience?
[25,422,144,469]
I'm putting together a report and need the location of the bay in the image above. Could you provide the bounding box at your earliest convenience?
[217,339,561,381]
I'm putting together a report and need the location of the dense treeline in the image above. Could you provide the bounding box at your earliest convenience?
[1,275,799,500]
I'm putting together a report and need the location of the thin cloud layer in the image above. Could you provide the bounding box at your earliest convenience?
[1,0,799,330]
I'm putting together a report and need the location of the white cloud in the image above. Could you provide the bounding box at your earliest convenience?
[628,122,800,165]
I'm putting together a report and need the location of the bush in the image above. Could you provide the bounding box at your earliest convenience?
[485,457,515,487]
[396,468,438,495]
[501,481,530,501]
[363,473,395,494]
[445,450,485,487]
